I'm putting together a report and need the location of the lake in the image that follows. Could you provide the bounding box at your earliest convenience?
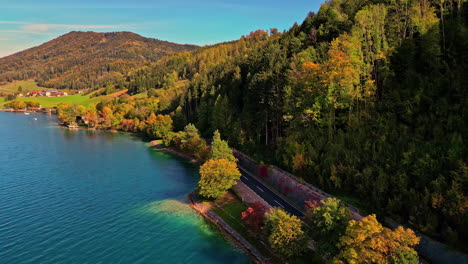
[0,112,249,264]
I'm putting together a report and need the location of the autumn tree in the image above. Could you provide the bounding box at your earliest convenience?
[162,71,178,90]
[198,159,241,199]
[9,101,27,110]
[101,106,114,128]
[333,214,420,264]
[57,103,77,124]
[76,105,87,116]
[265,208,306,258]
[85,108,99,128]
[241,202,268,231]
[145,113,173,139]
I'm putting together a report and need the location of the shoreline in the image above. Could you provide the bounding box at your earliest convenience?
[2,110,466,263]
[1,110,267,263]
[188,193,268,264]
[150,141,268,264]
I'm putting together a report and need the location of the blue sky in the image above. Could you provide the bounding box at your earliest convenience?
[0,0,323,58]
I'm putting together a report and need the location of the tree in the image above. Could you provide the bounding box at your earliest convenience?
[265,208,306,258]
[101,106,114,128]
[57,103,77,124]
[179,124,209,160]
[305,197,352,256]
[209,130,236,162]
[85,108,99,128]
[389,248,419,264]
[10,101,27,110]
[198,159,241,199]
[183,123,199,138]
[172,106,187,131]
[333,214,420,264]
[76,105,87,116]
[162,71,177,90]
[241,202,268,231]
[145,113,173,139]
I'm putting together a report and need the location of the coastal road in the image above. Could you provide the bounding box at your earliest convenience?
[238,166,304,217]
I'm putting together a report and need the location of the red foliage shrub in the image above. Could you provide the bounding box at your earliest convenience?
[241,202,268,230]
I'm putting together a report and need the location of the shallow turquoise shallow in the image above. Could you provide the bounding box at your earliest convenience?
[0,112,249,264]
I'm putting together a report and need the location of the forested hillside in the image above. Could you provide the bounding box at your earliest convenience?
[0,31,198,90]
[28,0,467,251]
[106,0,467,248]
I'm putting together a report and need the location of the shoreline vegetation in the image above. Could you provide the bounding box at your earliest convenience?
[0,0,466,262]
[152,141,282,264]
[2,105,465,264]
[37,107,419,263]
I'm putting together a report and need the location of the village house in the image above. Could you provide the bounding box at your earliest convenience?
[41,89,68,97]
[30,91,40,97]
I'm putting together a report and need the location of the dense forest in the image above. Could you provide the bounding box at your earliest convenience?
[11,0,467,252]
[0,31,198,90]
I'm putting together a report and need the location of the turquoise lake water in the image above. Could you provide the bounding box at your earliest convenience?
[0,112,249,264]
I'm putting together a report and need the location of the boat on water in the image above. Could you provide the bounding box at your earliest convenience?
[24,112,30,115]
[33,118,38,120]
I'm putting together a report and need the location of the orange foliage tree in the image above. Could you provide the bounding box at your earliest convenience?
[333,214,420,264]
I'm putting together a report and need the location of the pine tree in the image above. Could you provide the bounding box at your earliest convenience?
[209,130,236,162]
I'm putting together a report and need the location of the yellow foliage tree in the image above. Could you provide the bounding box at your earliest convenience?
[333,214,420,264]
[265,208,306,258]
[198,159,241,199]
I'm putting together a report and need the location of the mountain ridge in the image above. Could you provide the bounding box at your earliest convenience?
[0,31,199,89]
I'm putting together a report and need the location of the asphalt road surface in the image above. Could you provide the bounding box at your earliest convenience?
[238,166,304,217]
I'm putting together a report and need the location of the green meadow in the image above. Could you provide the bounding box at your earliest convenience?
[0,80,46,94]
[11,94,102,107]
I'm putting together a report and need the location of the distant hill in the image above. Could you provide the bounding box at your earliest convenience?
[0,31,199,89]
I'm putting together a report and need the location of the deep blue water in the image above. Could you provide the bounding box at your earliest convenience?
[0,112,249,264]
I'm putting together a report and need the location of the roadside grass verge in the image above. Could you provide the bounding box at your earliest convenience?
[212,191,283,263]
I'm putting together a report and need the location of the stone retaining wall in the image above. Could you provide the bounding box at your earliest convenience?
[235,150,468,264]
[232,181,272,210]
[234,150,363,220]
[189,194,269,264]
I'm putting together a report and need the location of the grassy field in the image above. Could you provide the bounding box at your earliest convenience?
[8,94,102,107]
[132,92,147,98]
[0,80,46,94]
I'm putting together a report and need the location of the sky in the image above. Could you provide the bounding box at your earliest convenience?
[0,0,323,58]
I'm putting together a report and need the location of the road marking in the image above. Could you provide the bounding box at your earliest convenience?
[238,165,305,216]
[274,200,285,208]
[256,186,264,192]
[242,176,249,181]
